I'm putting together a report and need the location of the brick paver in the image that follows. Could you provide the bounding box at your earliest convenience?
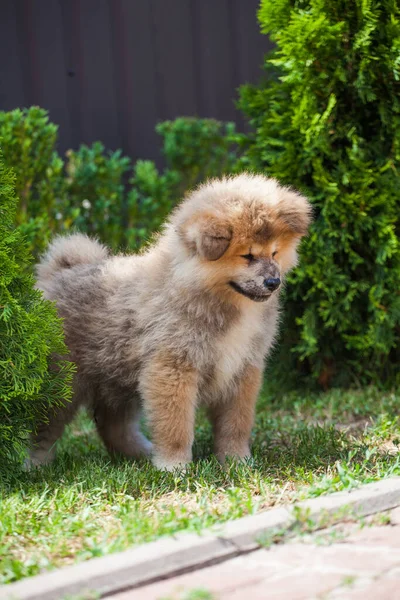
[114,507,400,599]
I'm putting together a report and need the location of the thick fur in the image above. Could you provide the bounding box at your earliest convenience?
[29,174,311,470]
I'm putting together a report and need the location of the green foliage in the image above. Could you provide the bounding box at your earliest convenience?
[127,159,180,249]
[239,0,400,387]
[64,142,131,248]
[157,117,239,185]
[0,154,73,468]
[0,110,239,253]
[127,118,239,248]
[1,385,399,582]
[0,107,65,256]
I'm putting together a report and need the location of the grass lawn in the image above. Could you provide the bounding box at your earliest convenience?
[1,385,399,584]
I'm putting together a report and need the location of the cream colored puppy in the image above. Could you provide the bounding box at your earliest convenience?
[29,174,311,470]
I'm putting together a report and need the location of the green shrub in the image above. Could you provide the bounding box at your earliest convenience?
[157,117,239,187]
[64,142,131,249]
[239,0,400,387]
[127,117,240,248]
[0,154,73,468]
[0,107,65,256]
[0,110,239,253]
[126,159,180,249]
[64,119,239,251]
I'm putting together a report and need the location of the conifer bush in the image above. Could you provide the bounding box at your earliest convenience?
[0,155,73,467]
[239,0,400,387]
[0,107,65,256]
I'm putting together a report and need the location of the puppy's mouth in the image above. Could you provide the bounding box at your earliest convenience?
[229,281,271,303]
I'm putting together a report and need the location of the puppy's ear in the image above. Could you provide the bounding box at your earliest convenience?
[180,215,232,261]
[278,189,313,236]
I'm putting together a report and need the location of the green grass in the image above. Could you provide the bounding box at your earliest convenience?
[1,386,399,584]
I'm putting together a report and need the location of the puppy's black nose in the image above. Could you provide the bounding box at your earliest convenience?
[264,277,281,291]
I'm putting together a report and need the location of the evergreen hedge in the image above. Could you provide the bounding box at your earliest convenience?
[0,107,65,257]
[239,0,400,387]
[0,154,73,467]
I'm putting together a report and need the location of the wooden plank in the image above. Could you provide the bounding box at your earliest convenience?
[232,0,273,87]
[23,0,73,152]
[192,0,236,121]
[72,0,121,149]
[59,0,85,151]
[229,0,274,129]
[14,0,40,108]
[150,0,198,120]
[1,0,274,161]
[0,0,26,110]
[109,0,159,161]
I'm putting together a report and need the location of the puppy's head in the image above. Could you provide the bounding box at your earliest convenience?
[171,174,312,303]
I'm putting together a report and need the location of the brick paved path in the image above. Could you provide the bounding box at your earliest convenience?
[114,507,400,600]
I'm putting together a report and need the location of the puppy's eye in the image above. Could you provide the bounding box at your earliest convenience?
[272,251,278,258]
[241,253,254,261]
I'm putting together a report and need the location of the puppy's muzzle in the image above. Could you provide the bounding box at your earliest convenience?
[264,277,281,292]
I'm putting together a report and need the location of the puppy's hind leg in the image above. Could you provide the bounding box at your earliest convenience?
[25,374,86,469]
[94,388,152,459]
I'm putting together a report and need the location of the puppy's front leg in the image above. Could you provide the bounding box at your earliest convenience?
[211,364,262,463]
[140,352,198,471]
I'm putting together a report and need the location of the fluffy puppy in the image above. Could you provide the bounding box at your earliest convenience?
[29,174,311,470]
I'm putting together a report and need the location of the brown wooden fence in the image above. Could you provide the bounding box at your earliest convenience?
[0,0,272,163]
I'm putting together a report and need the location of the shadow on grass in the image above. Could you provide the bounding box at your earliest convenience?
[0,405,377,499]
[1,388,399,585]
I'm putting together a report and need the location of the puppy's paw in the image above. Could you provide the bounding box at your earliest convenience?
[23,449,55,471]
[133,433,153,458]
[152,454,190,473]
[215,445,251,466]
[139,438,153,457]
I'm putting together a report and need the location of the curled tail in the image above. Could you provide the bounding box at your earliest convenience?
[36,233,109,285]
